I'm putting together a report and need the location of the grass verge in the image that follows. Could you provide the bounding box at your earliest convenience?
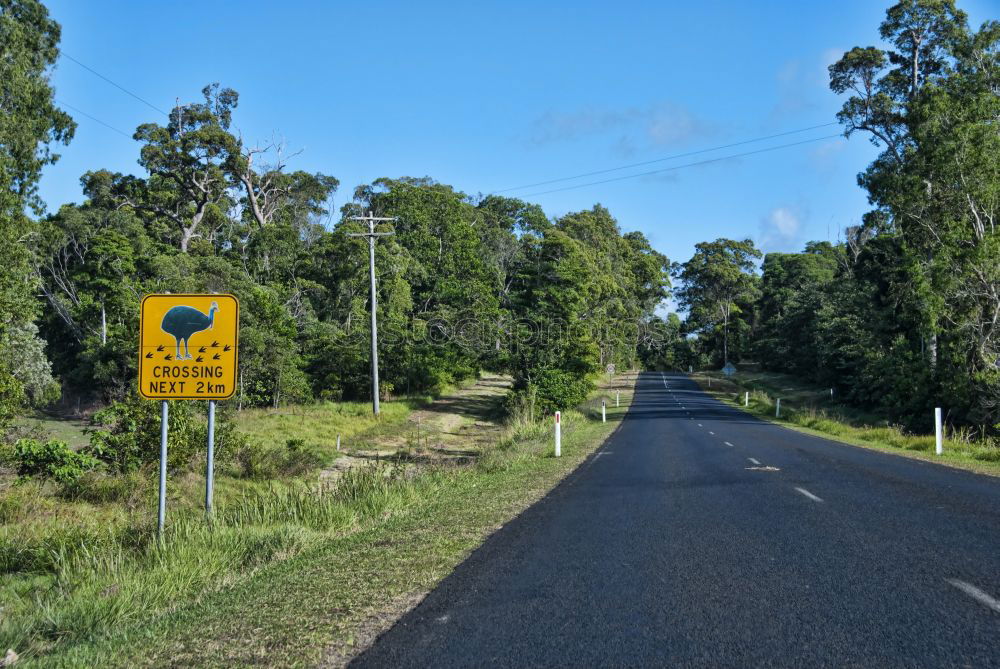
[690,371,1000,477]
[7,375,636,667]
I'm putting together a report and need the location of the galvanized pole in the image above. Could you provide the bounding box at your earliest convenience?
[206,400,215,517]
[158,400,169,539]
[368,233,380,417]
[348,214,396,417]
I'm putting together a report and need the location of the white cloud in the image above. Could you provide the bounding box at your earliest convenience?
[645,103,715,147]
[769,47,844,121]
[758,207,805,251]
[808,138,847,171]
[527,107,641,145]
[821,47,845,69]
[525,101,716,150]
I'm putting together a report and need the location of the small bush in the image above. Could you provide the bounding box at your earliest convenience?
[230,438,328,480]
[973,447,1000,462]
[60,470,150,507]
[87,394,248,473]
[505,369,592,422]
[13,438,98,485]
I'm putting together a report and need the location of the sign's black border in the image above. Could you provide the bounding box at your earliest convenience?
[138,293,240,400]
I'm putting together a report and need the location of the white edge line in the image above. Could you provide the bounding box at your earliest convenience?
[748,457,761,465]
[794,487,823,503]
[946,579,1000,613]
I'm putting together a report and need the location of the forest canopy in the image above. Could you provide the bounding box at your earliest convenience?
[1,0,997,436]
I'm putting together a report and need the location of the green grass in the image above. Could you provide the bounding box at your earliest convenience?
[691,370,1000,477]
[10,415,91,449]
[235,398,422,451]
[0,376,636,667]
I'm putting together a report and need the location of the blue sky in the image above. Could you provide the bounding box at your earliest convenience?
[40,0,997,271]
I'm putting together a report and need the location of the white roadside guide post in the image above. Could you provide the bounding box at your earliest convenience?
[554,411,561,457]
[776,398,781,418]
[602,399,606,423]
[935,407,943,455]
[744,391,749,407]
[616,390,620,407]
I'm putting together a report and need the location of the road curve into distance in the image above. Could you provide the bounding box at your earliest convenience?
[353,372,1000,667]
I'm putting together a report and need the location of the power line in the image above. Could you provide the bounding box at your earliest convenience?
[521,134,844,197]
[55,98,133,139]
[493,122,840,194]
[61,52,170,117]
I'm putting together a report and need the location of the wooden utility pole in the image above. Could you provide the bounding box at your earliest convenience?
[348,214,396,416]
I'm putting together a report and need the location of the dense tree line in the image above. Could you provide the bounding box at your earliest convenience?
[754,0,999,432]
[2,0,997,437]
[657,1,999,434]
[0,0,672,422]
[30,99,671,416]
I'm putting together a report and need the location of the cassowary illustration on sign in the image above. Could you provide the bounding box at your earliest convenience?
[161,302,218,360]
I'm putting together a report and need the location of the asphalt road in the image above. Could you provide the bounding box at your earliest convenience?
[352,372,1000,667]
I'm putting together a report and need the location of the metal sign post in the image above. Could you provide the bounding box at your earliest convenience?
[158,400,168,539]
[139,293,240,534]
[206,399,216,518]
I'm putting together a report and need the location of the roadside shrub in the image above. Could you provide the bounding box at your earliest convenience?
[283,438,328,474]
[973,447,1000,462]
[60,470,150,507]
[533,369,591,416]
[505,369,592,421]
[0,364,25,432]
[87,394,248,473]
[13,438,98,484]
[230,438,328,480]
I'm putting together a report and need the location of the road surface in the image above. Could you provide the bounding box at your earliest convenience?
[352,372,1000,667]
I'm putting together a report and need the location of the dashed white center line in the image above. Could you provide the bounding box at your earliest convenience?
[697,423,703,427]
[748,457,761,465]
[708,431,715,435]
[725,441,734,447]
[946,579,1000,613]
[794,487,823,503]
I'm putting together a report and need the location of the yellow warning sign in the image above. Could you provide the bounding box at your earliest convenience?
[138,294,239,399]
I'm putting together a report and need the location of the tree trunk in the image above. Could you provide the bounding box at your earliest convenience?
[723,311,729,366]
[180,228,195,253]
